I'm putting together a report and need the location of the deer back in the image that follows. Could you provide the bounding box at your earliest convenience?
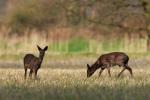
[98,52,129,66]
[24,54,39,69]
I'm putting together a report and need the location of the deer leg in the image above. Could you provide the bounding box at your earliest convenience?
[24,68,27,79]
[118,67,126,77]
[107,67,111,77]
[98,68,105,77]
[104,64,111,77]
[29,69,33,79]
[125,65,133,77]
[34,69,38,79]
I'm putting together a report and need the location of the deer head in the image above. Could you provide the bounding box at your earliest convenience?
[87,64,96,78]
[37,45,48,60]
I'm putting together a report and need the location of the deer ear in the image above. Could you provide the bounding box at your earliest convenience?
[87,64,90,69]
[37,45,42,51]
[44,46,48,51]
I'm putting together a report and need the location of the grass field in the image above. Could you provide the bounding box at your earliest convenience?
[0,68,150,100]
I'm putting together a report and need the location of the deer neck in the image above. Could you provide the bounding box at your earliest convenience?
[93,62,101,70]
[38,54,44,66]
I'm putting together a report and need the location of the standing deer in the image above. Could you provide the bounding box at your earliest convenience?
[24,45,48,79]
[87,52,132,78]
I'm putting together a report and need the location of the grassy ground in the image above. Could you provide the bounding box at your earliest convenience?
[0,68,150,100]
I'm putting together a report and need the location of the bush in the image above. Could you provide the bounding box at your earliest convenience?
[68,38,89,52]
[6,0,62,34]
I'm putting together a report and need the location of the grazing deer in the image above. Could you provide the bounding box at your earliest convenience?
[87,52,132,78]
[24,45,48,79]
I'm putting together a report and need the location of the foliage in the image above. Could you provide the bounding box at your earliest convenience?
[4,0,149,35]
[68,38,89,52]
[6,0,62,34]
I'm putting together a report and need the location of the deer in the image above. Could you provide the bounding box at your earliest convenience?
[23,45,48,79]
[87,52,132,78]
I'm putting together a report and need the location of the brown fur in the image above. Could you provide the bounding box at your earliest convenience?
[23,45,48,79]
[87,52,132,77]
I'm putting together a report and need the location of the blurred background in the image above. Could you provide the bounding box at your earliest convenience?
[0,0,150,68]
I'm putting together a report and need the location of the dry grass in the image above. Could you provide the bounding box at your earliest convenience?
[0,68,150,100]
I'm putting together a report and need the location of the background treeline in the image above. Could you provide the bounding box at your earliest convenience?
[0,0,150,56]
